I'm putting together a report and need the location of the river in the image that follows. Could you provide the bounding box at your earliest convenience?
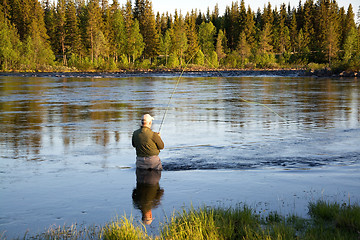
[0,73,359,238]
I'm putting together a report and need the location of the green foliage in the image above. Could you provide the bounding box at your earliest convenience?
[160,206,221,240]
[305,201,360,239]
[254,53,277,68]
[216,29,227,63]
[0,0,358,72]
[194,49,204,66]
[167,53,179,68]
[138,59,151,69]
[7,200,360,240]
[126,19,145,63]
[307,62,327,71]
[207,51,219,68]
[0,9,21,70]
[101,216,148,240]
[198,21,216,57]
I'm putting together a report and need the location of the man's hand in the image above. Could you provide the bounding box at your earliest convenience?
[157,132,161,137]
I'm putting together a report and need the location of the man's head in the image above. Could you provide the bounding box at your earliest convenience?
[141,114,154,127]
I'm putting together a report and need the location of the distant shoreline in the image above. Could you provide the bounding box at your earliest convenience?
[0,69,357,78]
[0,68,358,78]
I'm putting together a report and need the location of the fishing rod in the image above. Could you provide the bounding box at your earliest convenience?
[158,51,199,133]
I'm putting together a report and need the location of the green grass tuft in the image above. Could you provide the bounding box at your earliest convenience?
[101,216,149,240]
[5,200,360,240]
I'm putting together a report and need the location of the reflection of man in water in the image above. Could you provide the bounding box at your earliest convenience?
[132,168,164,225]
[132,114,164,170]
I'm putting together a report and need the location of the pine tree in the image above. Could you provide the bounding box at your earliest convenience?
[93,29,109,61]
[274,4,291,54]
[290,11,298,52]
[101,0,112,43]
[109,0,126,63]
[342,4,356,48]
[210,3,221,30]
[244,6,256,47]
[0,0,11,19]
[171,11,188,65]
[185,11,200,62]
[56,0,67,65]
[301,0,315,54]
[224,2,239,50]
[87,0,105,62]
[239,0,246,33]
[198,21,216,57]
[65,0,82,57]
[155,12,168,36]
[43,0,56,52]
[237,31,250,67]
[127,19,144,63]
[135,0,160,59]
[315,0,340,65]
[162,28,171,65]
[17,0,55,69]
[258,23,273,54]
[216,29,227,63]
[0,7,21,70]
[124,0,134,63]
[342,26,357,63]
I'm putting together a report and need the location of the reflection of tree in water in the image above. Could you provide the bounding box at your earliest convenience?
[0,77,156,158]
[132,169,164,225]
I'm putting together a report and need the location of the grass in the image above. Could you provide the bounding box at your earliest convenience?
[3,200,360,240]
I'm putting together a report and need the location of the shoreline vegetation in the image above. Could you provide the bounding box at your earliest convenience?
[2,200,359,240]
[0,68,358,78]
[1,0,360,75]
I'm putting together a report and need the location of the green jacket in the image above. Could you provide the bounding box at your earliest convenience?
[132,126,164,157]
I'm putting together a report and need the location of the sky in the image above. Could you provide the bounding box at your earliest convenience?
[150,0,358,15]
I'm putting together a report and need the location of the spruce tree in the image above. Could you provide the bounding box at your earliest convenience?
[162,29,171,65]
[0,7,21,70]
[43,0,56,52]
[237,31,250,67]
[275,4,291,54]
[342,4,356,48]
[65,0,82,58]
[215,29,227,63]
[185,11,200,62]
[86,0,104,62]
[171,10,188,65]
[198,21,216,57]
[290,11,298,53]
[244,6,256,47]
[315,0,340,65]
[56,0,67,65]
[224,2,239,50]
[301,0,315,56]
[109,0,126,63]
[135,0,160,59]
[127,19,144,63]
[258,23,273,54]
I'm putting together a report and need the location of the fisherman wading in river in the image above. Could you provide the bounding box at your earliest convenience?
[132,114,164,170]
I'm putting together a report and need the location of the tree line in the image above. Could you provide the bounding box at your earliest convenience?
[0,0,359,71]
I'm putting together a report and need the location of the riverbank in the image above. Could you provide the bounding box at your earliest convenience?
[5,200,360,240]
[0,68,358,78]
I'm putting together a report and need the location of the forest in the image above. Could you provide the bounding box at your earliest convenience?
[0,0,359,72]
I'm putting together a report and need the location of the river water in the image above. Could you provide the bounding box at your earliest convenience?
[0,74,359,238]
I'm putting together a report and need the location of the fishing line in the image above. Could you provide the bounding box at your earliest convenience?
[158,50,199,132]
[204,56,289,123]
[158,50,288,132]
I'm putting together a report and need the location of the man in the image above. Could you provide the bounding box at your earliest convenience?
[132,114,164,170]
